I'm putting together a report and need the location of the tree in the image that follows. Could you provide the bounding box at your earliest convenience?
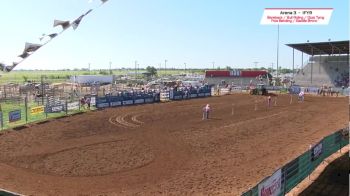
[22,75,28,82]
[146,66,157,76]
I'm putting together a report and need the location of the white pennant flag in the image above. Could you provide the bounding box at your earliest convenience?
[23,42,42,53]
[18,52,30,59]
[53,20,70,30]
[40,33,58,41]
[72,15,85,30]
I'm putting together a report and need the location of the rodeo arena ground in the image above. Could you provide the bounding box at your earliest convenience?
[0,40,348,196]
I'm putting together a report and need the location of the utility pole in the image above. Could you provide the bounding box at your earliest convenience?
[135,61,137,80]
[109,61,112,75]
[164,60,167,75]
[271,63,274,74]
[184,63,187,75]
[41,75,45,105]
[88,63,91,74]
[212,62,215,70]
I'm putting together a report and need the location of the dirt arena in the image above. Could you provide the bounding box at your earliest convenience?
[0,94,347,195]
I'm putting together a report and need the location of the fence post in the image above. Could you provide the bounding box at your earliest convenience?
[25,95,28,123]
[65,97,68,115]
[45,96,48,119]
[0,107,3,130]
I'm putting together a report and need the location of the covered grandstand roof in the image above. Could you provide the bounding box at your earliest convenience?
[286,40,349,55]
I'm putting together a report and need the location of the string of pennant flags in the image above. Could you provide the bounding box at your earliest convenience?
[0,0,109,73]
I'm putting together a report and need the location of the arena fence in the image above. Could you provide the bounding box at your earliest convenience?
[242,128,349,196]
[0,95,96,130]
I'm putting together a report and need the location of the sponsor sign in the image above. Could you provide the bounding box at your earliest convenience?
[205,93,211,96]
[198,93,205,97]
[110,101,122,107]
[31,106,44,115]
[9,110,21,122]
[67,102,79,110]
[97,103,109,108]
[311,141,323,161]
[258,169,282,196]
[334,130,342,144]
[283,157,299,181]
[261,8,333,25]
[173,95,182,100]
[190,94,198,98]
[46,105,64,113]
[145,98,154,103]
[134,99,145,104]
[123,100,134,105]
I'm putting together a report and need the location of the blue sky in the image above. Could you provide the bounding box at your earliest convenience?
[0,0,348,70]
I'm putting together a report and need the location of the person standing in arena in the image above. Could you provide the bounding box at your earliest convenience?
[298,91,305,102]
[86,97,91,109]
[267,96,272,107]
[202,104,211,120]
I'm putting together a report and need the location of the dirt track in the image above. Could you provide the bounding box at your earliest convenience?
[0,94,347,195]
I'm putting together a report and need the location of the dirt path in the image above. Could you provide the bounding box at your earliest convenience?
[0,94,346,195]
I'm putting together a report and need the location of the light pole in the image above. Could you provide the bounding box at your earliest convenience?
[212,62,215,70]
[276,24,280,79]
[164,60,167,75]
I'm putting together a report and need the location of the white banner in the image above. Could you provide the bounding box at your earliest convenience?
[261,8,333,25]
[258,169,282,196]
[67,102,79,110]
[90,97,96,106]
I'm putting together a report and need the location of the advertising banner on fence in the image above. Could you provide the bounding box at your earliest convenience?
[110,101,122,107]
[282,157,299,181]
[123,100,134,105]
[67,102,79,110]
[9,110,21,122]
[145,98,154,103]
[311,141,323,161]
[97,103,109,108]
[45,105,64,113]
[134,99,145,104]
[31,106,44,115]
[258,169,282,196]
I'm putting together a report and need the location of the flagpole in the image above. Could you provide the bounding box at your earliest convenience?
[276,24,280,80]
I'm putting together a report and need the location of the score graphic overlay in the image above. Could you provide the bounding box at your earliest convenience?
[261,8,333,25]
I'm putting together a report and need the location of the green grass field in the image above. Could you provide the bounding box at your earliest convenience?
[0,69,205,84]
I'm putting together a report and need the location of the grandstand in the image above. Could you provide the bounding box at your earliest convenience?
[287,40,349,87]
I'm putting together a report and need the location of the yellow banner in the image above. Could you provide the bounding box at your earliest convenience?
[31,106,44,115]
